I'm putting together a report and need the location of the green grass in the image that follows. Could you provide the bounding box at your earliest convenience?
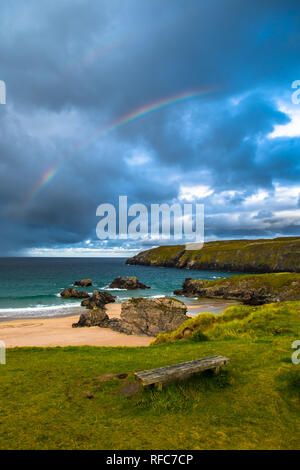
[199,272,300,289]
[153,301,300,344]
[0,301,300,450]
[127,236,300,272]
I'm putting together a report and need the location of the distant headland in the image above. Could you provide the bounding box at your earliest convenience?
[126,236,300,273]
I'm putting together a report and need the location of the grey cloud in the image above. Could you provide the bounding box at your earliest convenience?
[0,0,300,254]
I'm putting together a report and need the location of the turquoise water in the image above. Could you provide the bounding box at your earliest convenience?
[0,258,238,320]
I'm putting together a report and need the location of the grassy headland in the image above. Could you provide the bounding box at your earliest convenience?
[174,272,300,305]
[126,236,300,273]
[0,300,299,450]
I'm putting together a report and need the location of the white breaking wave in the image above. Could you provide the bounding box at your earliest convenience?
[0,302,83,317]
[100,286,127,291]
[115,294,166,301]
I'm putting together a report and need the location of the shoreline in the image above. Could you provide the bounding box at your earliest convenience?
[0,297,237,323]
[0,308,85,323]
[0,303,154,348]
[0,299,237,348]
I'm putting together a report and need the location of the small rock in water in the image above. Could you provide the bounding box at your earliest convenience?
[61,287,90,299]
[109,276,150,290]
[81,290,116,309]
[74,278,92,287]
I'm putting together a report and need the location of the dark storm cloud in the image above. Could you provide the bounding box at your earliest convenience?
[131,92,291,189]
[2,0,300,114]
[0,0,300,254]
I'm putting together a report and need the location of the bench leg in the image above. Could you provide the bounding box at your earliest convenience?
[214,367,220,375]
[155,382,163,391]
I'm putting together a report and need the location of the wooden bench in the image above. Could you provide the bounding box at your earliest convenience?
[135,355,230,389]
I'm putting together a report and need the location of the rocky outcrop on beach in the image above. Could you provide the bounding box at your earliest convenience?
[60,287,90,299]
[115,297,188,336]
[72,296,188,335]
[74,279,92,287]
[109,276,151,290]
[72,290,116,328]
[72,307,108,327]
[81,290,116,309]
[174,273,300,305]
[126,237,300,273]
[72,290,116,327]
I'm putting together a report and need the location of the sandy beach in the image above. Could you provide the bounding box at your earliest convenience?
[0,299,237,348]
[0,303,154,348]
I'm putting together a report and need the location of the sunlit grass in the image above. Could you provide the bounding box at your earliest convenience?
[133,237,300,273]
[153,301,300,344]
[0,301,299,449]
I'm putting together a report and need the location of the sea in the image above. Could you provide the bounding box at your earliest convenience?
[0,257,239,321]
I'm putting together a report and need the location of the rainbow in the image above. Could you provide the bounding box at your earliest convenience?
[24,167,57,206]
[25,88,212,207]
[99,88,211,135]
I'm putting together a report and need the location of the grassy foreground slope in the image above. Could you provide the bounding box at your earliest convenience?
[126,236,300,273]
[0,301,300,450]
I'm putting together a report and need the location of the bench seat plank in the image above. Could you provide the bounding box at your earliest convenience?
[135,355,230,386]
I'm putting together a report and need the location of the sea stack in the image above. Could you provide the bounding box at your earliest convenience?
[109,276,150,290]
[74,279,92,287]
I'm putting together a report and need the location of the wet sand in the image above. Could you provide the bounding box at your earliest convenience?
[185,298,238,316]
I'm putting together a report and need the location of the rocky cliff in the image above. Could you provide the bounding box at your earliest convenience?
[174,273,300,305]
[126,237,300,273]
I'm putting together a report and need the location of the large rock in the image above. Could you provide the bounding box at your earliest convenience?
[120,297,187,336]
[72,296,188,334]
[72,307,108,328]
[74,278,92,287]
[81,290,116,309]
[109,276,150,290]
[174,273,300,306]
[174,278,204,297]
[60,287,90,299]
